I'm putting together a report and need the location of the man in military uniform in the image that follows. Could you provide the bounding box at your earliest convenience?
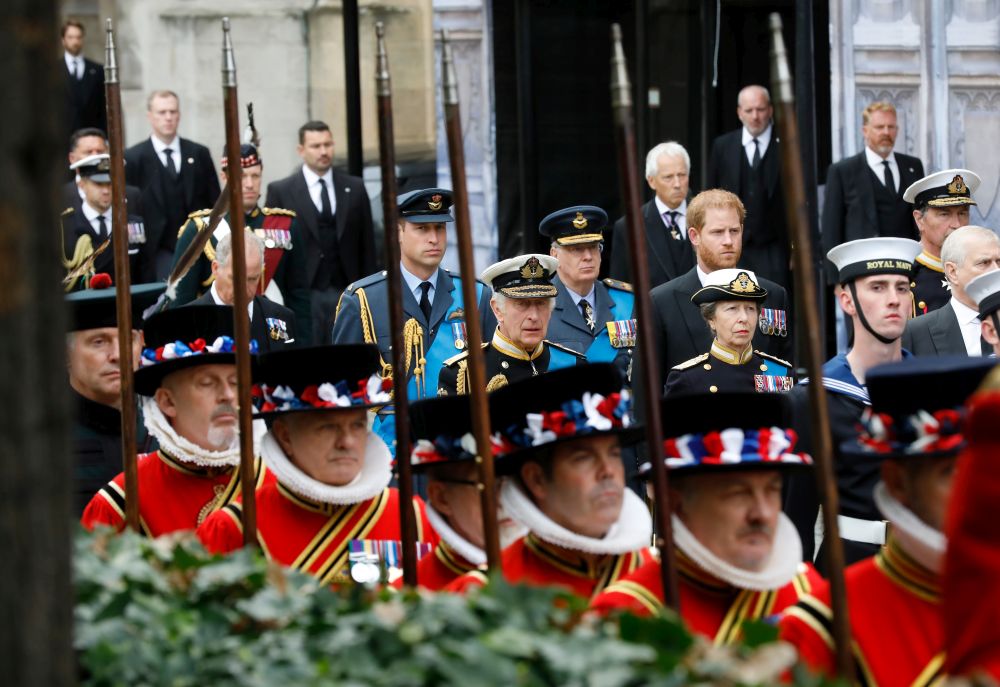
[198,344,435,586]
[781,357,994,685]
[967,268,1000,356]
[81,305,266,535]
[66,279,164,515]
[438,254,585,395]
[170,143,312,341]
[540,205,634,381]
[784,237,921,568]
[61,154,154,289]
[903,169,981,316]
[591,392,822,643]
[448,364,654,598]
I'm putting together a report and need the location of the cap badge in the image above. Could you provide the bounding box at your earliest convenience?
[572,212,588,230]
[97,158,111,173]
[520,256,545,279]
[729,271,756,293]
[428,194,443,211]
[947,175,968,195]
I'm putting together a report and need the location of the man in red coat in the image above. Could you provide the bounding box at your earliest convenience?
[81,305,266,536]
[198,343,435,585]
[780,356,994,684]
[447,364,654,600]
[590,392,822,645]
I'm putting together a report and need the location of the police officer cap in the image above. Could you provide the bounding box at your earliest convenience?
[408,395,478,470]
[826,237,922,283]
[902,169,980,208]
[967,269,1000,319]
[70,153,112,183]
[538,205,607,246]
[691,268,768,305]
[397,188,454,224]
[66,279,166,332]
[479,253,559,299]
[220,143,261,170]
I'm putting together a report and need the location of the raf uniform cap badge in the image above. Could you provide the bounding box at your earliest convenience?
[428,194,443,211]
[572,212,588,230]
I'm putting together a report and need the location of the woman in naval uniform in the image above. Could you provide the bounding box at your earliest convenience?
[664,268,794,396]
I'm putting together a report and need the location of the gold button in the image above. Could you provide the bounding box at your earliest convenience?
[918,301,926,309]
[709,385,718,393]
[760,364,767,371]
[910,282,916,288]
[703,363,712,371]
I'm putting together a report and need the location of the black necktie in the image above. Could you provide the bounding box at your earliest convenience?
[579,298,595,332]
[751,138,761,169]
[882,160,896,194]
[419,281,432,321]
[318,178,334,223]
[96,214,108,239]
[664,210,680,239]
[163,147,178,180]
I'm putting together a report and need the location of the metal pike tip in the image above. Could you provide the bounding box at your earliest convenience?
[440,29,458,106]
[222,17,237,87]
[610,23,631,109]
[104,18,118,83]
[376,22,391,95]
[768,13,793,105]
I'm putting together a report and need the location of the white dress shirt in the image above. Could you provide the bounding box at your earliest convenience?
[80,201,111,238]
[150,135,181,173]
[301,165,338,216]
[864,146,899,191]
[741,124,773,166]
[654,196,688,239]
[400,263,438,307]
[210,281,254,320]
[950,298,984,357]
[696,264,712,286]
[64,51,83,79]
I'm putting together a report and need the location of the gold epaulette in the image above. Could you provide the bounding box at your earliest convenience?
[187,208,212,219]
[545,340,586,358]
[755,351,793,368]
[262,207,296,217]
[603,277,633,292]
[673,353,709,371]
[61,207,75,217]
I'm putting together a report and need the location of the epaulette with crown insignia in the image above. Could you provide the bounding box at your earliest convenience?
[603,277,633,292]
[672,353,710,371]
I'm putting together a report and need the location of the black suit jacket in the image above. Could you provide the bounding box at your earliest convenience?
[265,169,376,288]
[124,137,220,256]
[60,206,155,286]
[65,57,106,134]
[609,199,694,288]
[901,303,968,356]
[649,267,794,387]
[821,151,924,282]
[191,291,298,352]
[62,179,144,218]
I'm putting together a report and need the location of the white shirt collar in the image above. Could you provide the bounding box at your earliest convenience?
[654,195,686,218]
[80,201,106,224]
[301,163,333,189]
[864,146,898,178]
[209,281,254,320]
[696,263,712,286]
[950,297,985,356]
[64,51,81,73]
[400,262,439,302]
[741,123,773,151]
[150,135,179,154]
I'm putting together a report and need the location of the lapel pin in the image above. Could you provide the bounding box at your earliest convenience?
[186,157,194,164]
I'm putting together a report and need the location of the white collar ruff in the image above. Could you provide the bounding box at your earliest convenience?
[425,504,486,566]
[142,396,244,468]
[673,512,803,591]
[260,431,391,505]
[500,480,652,556]
[874,481,946,573]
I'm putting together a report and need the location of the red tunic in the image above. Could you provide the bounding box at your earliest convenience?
[198,481,437,585]
[447,533,654,601]
[389,540,482,592]
[780,535,944,685]
[590,550,822,645]
[80,450,267,537]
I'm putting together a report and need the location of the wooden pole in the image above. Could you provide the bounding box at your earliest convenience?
[769,13,853,679]
[440,30,502,571]
[103,20,140,531]
[609,24,678,609]
[374,21,418,587]
[221,18,257,547]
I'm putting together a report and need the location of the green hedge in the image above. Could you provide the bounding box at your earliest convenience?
[74,528,838,686]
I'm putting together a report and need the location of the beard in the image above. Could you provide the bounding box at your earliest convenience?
[206,404,239,450]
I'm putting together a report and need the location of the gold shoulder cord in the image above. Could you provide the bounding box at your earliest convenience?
[403,317,426,398]
[356,288,397,385]
[456,360,468,395]
[62,234,96,292]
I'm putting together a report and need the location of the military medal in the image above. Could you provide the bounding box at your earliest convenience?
[606,318,637,348]
[754,375,793,392]
[451,321,467,349]
[266,317,289,341]
[127,220,147,244]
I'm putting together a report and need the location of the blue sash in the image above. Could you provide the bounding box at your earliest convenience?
[587,288,635,363]
[547,345,581,370]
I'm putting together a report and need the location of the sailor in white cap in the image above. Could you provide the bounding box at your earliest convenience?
[966,268,1000,357]
[437,254,585,395]
[903,169,981,315]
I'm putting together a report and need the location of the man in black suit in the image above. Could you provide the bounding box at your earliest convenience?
[265,120,376,343]
[822,102,925,280]
[609,141,694,288]
[648,189,793,387]
[62,20,106,135]
[190,229,297,352]
[62,128,143,214]
[124,90,220,280]
[707,85,788,288]
[903,226,1000,356]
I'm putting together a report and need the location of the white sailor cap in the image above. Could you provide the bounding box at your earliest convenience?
[480,253,559,298]
[827,237,922,283]
[70,153,112,182]
[902,169,980,208]
[691,268,768,305]
[966,269,1000,319]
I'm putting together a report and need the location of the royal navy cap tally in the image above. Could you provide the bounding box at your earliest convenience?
[538,205,607,246]
[408,395,478,470]
[397,188,454,224]
[66,280,166,333]
[70,153,112,183]
[966,269,1000,319]
[827,237,922,283]
[691,268,768,305]
[220,143,261,170]
[903,169,980,208]
[479,254,559,299]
